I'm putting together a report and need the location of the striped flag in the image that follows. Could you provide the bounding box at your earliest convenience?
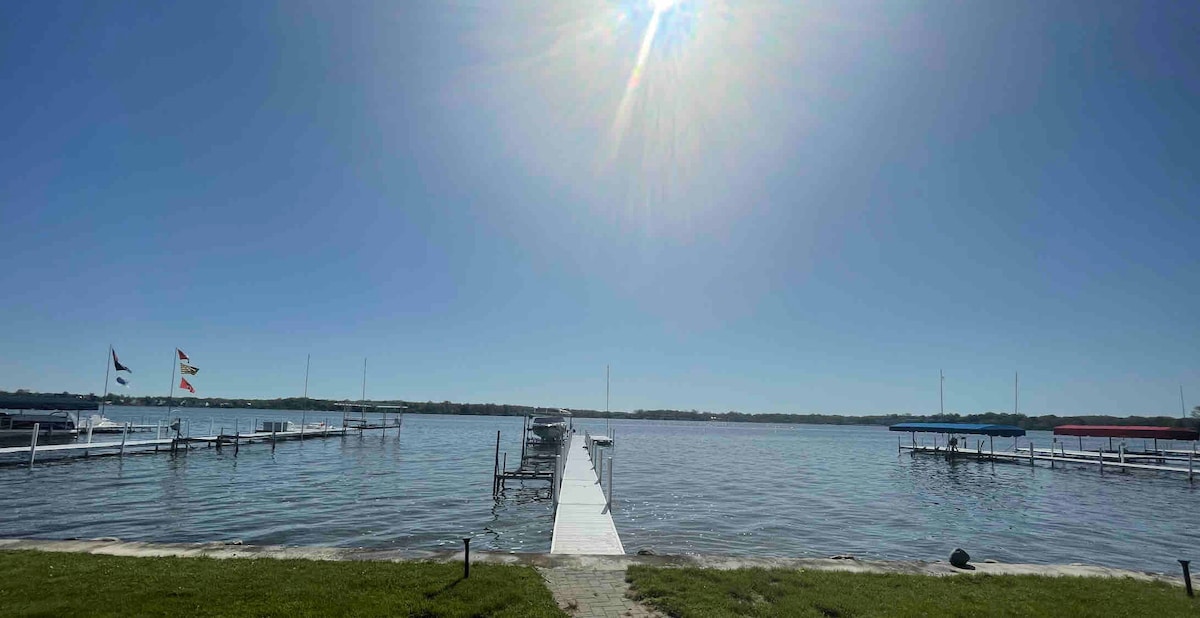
[180,363,199,375]
[179,377,195,393]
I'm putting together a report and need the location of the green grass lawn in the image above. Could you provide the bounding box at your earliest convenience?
[0,550,564,617]
[626,565,1197,618]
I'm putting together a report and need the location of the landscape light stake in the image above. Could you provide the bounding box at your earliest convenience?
[463,537,471,579]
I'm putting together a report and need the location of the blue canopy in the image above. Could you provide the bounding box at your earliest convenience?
[889,422,1026,437]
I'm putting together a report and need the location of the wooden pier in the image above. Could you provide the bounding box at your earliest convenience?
[550,433,623,555]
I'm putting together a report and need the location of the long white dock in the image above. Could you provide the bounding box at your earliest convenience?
[902,444,1195,479]
[0,419,398,466]
[550,434,624,555]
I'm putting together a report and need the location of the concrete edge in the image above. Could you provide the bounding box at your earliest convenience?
[0,537,1179,586]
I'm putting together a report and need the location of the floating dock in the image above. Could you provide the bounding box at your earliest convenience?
[550,433,624,555]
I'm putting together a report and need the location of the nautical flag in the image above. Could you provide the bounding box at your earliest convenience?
[179,377,195,393]
[180,363,199,375]
[112,350,131,372]
[116,376,129,386]
[177,349,190,362]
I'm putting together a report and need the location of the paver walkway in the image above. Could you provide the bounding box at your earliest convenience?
[539,568,661,618]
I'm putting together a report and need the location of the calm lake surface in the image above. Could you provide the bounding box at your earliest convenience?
[1,408,1196,574]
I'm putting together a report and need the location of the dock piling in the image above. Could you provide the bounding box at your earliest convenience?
[492,431,501,497]
[605,456,613,513]
[1181,560,1194,597]
[119,422,129,457]
[1189,452,1194,482]
[28,423,39,467]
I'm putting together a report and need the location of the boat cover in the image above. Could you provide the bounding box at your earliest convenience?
[889,422,1026,437]
[1053,425,1198,441]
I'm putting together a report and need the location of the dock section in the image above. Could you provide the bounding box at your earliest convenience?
[551,433,624,555]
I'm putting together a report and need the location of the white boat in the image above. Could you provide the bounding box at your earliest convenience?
[260,420,331,433]
[0,410,80,438]
[530,415,568,442]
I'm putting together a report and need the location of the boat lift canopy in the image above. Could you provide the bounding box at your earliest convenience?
[1053,425,1198,441]
[889,422,1026,437]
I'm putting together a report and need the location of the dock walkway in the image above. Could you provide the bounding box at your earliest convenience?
[902,444,1195,478]
[551,434,624,555]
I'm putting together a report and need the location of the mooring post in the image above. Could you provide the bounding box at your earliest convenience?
[235,427,240,456]
[271,426,277,451]
[1120,444,1125,464]
[28,423,40,467]
[1030,441,1035,465]
[120,422,129,457]
[463,537,471,579]
[1098,449,1103,474]
[598,455,605,486]
[1189,451,1194,483]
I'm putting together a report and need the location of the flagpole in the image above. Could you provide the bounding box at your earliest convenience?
[304,354,311,401]
[100,345,112,420]
[168,348,177,412]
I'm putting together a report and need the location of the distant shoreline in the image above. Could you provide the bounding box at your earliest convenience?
[3,389,1196,432]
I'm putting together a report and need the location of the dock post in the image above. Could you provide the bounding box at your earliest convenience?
[598,455,605,486]
[552,454,561,511]
[1189,452,1194,483]
[898,436,901,454]
[1120,444,1125,464]
[28,423,39,467]
[493,431,501,496]
[272,427,277,451]
[235,428,240,455]
[1098,449,1103,474]
[989,436,994,460]
[605,456,613,512]
[1029,441,1035,466]
[120,422,129,457]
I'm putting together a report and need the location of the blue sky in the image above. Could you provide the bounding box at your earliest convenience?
[1,1,1197,416]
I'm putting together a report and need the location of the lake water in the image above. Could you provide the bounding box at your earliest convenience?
[1,408,1196,574]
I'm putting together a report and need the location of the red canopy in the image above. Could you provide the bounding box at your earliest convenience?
[1053,425,1199,441]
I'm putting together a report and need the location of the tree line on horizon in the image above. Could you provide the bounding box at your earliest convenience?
[2,389,1197,431]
